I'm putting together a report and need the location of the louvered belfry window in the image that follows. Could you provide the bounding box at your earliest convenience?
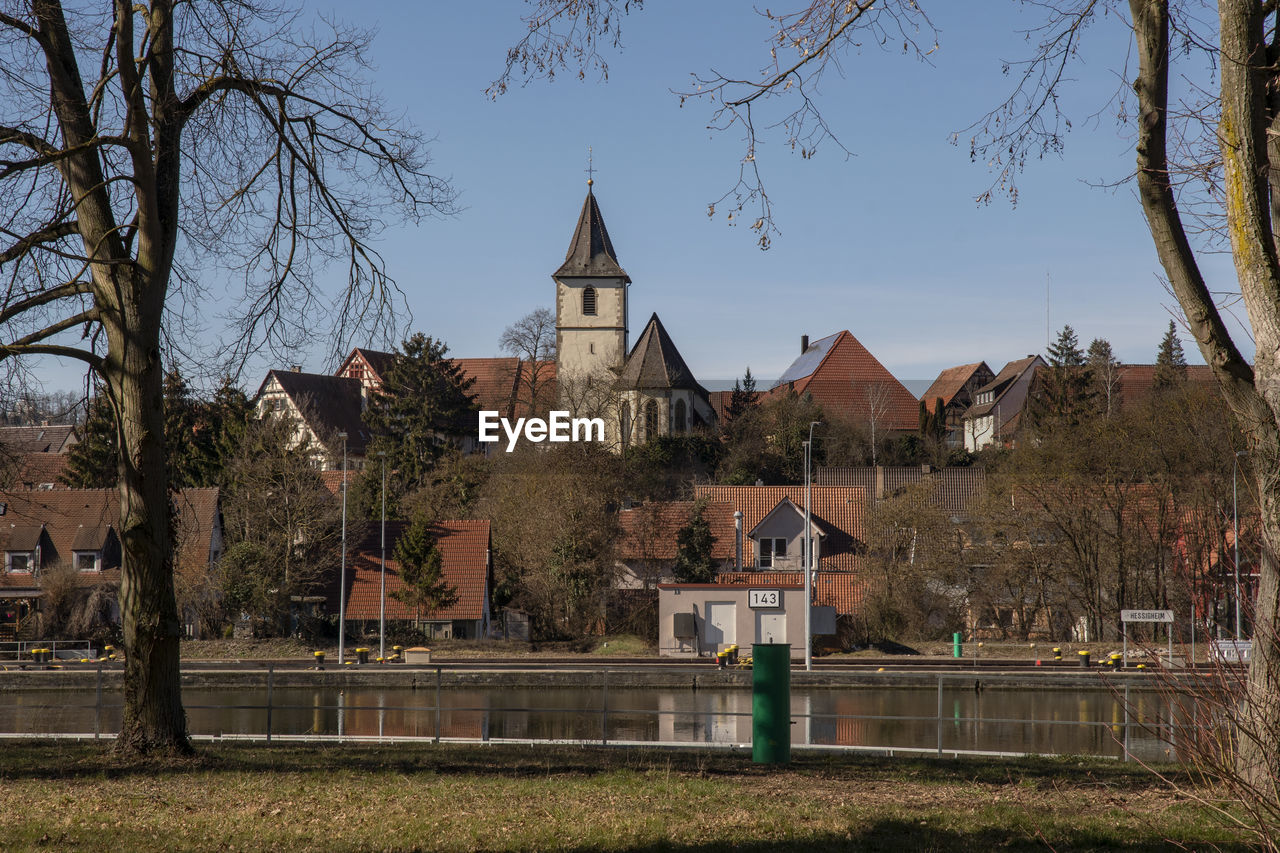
[582,286,597,316]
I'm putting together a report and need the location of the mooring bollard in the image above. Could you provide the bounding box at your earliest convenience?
[953,632,962,659]
[752,643,791,765]
[314,650,325,670]
[1078,650,1091,668]
[1053,647,1062,661]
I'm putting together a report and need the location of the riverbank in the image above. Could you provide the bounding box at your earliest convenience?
[0,741,1248,852]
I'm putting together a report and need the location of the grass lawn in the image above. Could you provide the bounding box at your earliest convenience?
[0,741,1253,852]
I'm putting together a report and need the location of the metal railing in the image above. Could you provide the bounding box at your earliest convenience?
[0,639,95,661]
[0,666,1208,762]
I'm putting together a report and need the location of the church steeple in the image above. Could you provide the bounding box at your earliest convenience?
[555,185,630,282]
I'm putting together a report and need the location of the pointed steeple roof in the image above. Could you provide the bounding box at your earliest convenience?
[616,313,705,392]
[554,186,630,282]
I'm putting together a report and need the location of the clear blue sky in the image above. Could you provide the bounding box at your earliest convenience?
[36,2,1246,394]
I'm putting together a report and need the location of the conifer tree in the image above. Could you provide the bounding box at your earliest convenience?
[673,499,716,583]
[1154,320,1188,390]
[1033,325,1096,429]
[725,367,759,425]
[392,515,458,625]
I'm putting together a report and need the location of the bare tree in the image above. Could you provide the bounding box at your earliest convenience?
[499,307,558,417]
[0,1,453,753]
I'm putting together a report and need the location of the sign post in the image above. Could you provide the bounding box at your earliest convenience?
[1120,609,1174,667]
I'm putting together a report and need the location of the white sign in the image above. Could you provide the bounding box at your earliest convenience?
[748,589,781,609]
[1121,609,1174,623]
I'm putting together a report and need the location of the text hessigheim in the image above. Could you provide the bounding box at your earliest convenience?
[477,410,606,452]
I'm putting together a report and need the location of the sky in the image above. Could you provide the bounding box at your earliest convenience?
[30,1,1247,395]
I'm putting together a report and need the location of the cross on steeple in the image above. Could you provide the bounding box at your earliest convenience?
[586,146,595,187]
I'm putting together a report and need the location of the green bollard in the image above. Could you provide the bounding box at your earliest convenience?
[953,632,962,659]
[752,644,791,764]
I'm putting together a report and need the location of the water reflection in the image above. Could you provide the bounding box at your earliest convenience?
[0,683,1193,761]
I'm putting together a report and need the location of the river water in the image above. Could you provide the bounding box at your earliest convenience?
[0,683,1191,761]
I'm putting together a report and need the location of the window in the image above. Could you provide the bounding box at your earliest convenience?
[74,551,99,572]
[757,538,787,568]
[5,552,32,573]
[644,400,659,439]
[620,401,631,445]
[673,399,686,433]
[582,286,597,316]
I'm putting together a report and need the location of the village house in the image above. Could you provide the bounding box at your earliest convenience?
[0,487,222,641]
[337,519,492,640]
[962,355,1046,452]
[920,362,996,448]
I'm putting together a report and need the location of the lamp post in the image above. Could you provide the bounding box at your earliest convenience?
[379,450,387,660]
[1233,450,1247,641]
[337,431,348,665]
[804,420,821,672]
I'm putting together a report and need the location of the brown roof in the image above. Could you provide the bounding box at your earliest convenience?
[616,314,707,393]
[617,501,737,562]
[257,369,372,456]
[920,363,993,413]
[0,487,220,593]
[692,485,865,571]
[5,453,69,489]
[707,390,734,424]
[815,466,987,517]
[554,187,630,282]
[769,331,918,431]
[0,425,79,454]
[963,356,1044,430]
[341,520,490,622]
[1114,364,1216,407]
[336,348,398,386]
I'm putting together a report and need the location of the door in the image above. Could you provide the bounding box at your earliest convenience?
[756,611,786,645]
[704,601,737,650]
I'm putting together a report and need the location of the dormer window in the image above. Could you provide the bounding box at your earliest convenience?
[582,286,597,316]
[74,551,100,572]
[5,552,33,573]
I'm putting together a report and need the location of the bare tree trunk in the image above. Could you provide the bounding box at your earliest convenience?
[106,289,189,754]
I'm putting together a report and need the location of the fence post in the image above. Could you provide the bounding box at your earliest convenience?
[434,666,442,744]
[266,665,274,744]
[1123,684,1131,762]
[936,675,944,756]
[94,662,103,740]
[601,668,609,747]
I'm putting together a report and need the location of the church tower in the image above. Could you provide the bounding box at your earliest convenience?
[553,182,629,384]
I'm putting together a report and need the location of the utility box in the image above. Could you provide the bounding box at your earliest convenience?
[673,612,696,638]
[810,606,837,636]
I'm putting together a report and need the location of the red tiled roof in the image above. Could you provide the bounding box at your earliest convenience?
[707,390,734,424]
[693,485,865,571]
[814,466,986,517]
[1114,364,1216,408]
[0,487,219,592]
[617,501,737,561]
[920,363,992,413]
[768,331,918,431]
[0,425,79,454]
[342,520,489,622]
[5,453,69,489]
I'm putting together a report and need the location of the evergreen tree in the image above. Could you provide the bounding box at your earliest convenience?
[1033,325,1096,429]
[1154,320,1188,389]
[61,393,117,488]
[672,500,716,583]
[1086,338,1122,416]
[360,334,477,516]
[724,366,759,425]
[391,515,458,624]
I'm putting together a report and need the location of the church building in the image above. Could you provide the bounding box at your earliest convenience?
[552,181,716,448]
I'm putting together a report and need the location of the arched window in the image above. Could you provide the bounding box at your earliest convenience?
[673,399,687,433]
[582,286,597,316]
[644,400,659,439]
[620,401,631,445]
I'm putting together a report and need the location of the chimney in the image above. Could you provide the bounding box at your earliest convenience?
[801,334,810,353]
[291,365,301,372]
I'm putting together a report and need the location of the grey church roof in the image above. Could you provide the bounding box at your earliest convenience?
[616,313,706,392]
[554,187,630,282]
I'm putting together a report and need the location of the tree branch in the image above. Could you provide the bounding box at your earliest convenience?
[0,280,93,326]
[0,220,79,265]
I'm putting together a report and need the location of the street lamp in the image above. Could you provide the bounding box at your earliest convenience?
[379,450,387,661]
[804,420,821,672]
[337,431,348,665]
[1233,450,1248,641]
